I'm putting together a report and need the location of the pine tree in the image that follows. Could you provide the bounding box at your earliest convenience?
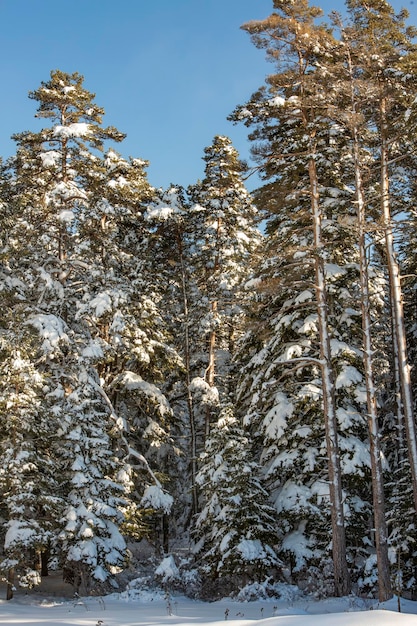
[344,0,417,516]
[73,148,182,532]
[343,42,392,601]
[231,1,357,596]
[143,186,202,523]
[187,136,261,433]
[194,404,279,596]
[333,0,417,596]
[369,2,417,593]
[0,70,149,591]
[295,10,394,599]
[0,318,61,598]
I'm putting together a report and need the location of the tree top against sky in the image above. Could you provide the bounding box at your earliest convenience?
[0,0,415,190]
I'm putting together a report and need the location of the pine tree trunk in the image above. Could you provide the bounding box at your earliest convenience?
[205,301,217,437]
[308,155,351,596]
[390,290,406,466]
[41,548,49,577]
[6,567,14,601]
[345,46,392,600]
[353,131,392,602]
[380,95,417,513]
[177,229,199,516]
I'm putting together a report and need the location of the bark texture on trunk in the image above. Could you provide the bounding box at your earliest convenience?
[354,140,392,601]
[380,96,417,513]
[346,48,392,600]
[309,155,351,597]
[6,567,14,601]
[177,228,199,516]
[205,300,217,437]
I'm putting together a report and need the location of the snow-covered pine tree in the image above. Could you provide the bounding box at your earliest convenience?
[342,38,392,602]
[344,0,417,517]
[335,0,417,596]
[141,150,261,539]
[142,185,202,528]
[73,148,182,552]
[0,317,61,598]
[295,12,394,600]
[0,70,142,592]
[358,1,417,593]
[232,176,374,593]
[194,404,279,596]
[187,136,261,435]
[230,1,365,596]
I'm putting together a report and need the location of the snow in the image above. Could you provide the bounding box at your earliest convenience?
[0,586,415,626]
[294,289,314,304]
[263,392,293,440]
[141,484,174,514]
[236,539,270,561]
[88,292,113,317]
[47,180,87,203]
[336,406,363,429]
[330,339,359,358]
[236,106,253,119]
[281,521,314,569]
[298,314,318,335]
[190,377,220,406]
[335,365,363,389]
[53,122,91,138]
[145,202,175,221]
[27,313,69,354]
[274,481,315,514]
[58,209,75,223]
[298,383,321,401]
[81,340,104,359]
[278,344,303,360]
[268,95,286,107]
[339,436,371,475]
[4,520,38,549]
[155,555,180,581]
[245,277,262,289]
[325,263,347,278]
[40,150,60,167]
[120,371,172,417]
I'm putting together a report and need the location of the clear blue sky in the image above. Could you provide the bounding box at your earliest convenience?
[0,0,415,190]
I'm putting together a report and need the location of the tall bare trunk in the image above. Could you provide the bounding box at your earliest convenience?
[176,228,199,515]
[6,567,14,601]
[308,154,351,596]
[353,133,392,602]
[205,300,217,437]
[344,45,392,601]
[390,290,406,465]
[380,96,417,512]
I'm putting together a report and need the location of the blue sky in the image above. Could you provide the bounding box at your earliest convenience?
[0,0,415,190]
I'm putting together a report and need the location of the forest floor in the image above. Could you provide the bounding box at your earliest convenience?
[0,572,417,626]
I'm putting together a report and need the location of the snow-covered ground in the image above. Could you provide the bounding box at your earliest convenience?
[0,583,416,626]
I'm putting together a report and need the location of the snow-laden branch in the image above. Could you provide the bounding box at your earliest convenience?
[88,376,162,489]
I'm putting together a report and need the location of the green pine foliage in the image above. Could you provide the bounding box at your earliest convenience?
[194,404,279,596]
[349,1,417,595]
[0,322,61,590]
[229,0,392,594]
[2,0,417,598]
[0,70,178,593]
[187,136,262,420]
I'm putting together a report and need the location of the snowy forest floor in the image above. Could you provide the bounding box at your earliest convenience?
[0,574,417,626]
